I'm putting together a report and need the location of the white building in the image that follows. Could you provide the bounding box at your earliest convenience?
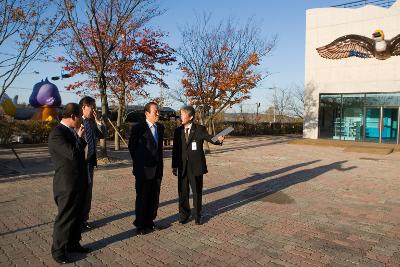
[304,0,400,144]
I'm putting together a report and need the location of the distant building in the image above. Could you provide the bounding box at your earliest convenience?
[304,0,400,144]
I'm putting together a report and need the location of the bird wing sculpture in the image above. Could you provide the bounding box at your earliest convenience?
[316,34,375,59]
[389,34,400,56]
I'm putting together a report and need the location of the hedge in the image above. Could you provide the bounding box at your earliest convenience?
[0,119,303,145]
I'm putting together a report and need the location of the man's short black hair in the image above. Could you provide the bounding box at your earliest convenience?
[79,96,96,107]
[144,101,158,113]
[62,103,81,118]
[180,105,195,121]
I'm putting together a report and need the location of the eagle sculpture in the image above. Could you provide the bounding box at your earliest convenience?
[316,30,400,60]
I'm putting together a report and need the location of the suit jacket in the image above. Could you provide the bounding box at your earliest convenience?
[48,123,88,195]
[128,121,164,180]
[82,118,105,166]
[172,123,221,177]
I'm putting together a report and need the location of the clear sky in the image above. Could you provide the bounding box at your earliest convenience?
[5,0,355,112]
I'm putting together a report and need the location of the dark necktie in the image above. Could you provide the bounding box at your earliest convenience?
[83,119,95,157]
[185,128,189,143]
[150,124,158,145]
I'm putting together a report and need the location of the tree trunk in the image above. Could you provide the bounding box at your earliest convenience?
[99,73,109,157]
[114,106,121,151]
[114,97,125,151]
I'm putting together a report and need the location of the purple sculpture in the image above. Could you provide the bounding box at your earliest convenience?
[29,78,62,108]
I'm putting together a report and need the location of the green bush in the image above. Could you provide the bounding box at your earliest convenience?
[0,119,57,144]
[106,120,179,141]
[159,120,179,139]
[213,121,303,136]
[0,119,302,145]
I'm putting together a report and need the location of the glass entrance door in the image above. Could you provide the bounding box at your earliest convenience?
[365,108,380,143]
[382,108,398,143]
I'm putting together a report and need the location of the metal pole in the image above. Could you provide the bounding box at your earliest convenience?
[10,145,25,169]
[107,118,128,147]
[379,106,383,143]
[397,107,399,144]
[363,106,366,142]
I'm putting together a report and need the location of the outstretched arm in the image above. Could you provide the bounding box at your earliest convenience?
[201,125,224,145]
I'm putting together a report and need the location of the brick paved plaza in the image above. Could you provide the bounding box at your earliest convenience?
[1,136,400,266]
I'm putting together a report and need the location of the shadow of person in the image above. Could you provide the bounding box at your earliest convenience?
[202,160,356,222]
[155,160,336,227]
[90,160,321,230]
[154,160,355,227]
[85,229,137,251]
[68,252,88,263]
[85,160,321,251]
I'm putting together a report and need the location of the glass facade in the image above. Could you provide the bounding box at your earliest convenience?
[319,93,400,143]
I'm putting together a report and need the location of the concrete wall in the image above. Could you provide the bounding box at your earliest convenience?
[304,0,400,139]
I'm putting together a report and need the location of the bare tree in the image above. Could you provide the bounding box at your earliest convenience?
[271,87,291,122]
[0,0,65,100]
[167,87,189,106]
[60,0,162,156]
[268,85,305,122]
[288,84,304,119]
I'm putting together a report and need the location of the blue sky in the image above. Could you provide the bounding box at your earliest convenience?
[6,0,349,112]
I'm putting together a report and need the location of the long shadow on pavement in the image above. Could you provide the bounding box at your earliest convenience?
[155,160,356,227]
[202,160,356,221]
[0,159,323,238]
[86,160,333,251]
[90,160,320,229]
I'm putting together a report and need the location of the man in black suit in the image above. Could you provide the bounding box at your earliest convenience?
[128,102,164,234]
[79,96,105,231]
[48,103,91,264]
[172,106,224,225]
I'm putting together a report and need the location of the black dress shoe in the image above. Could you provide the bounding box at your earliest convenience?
[179,217,190,224]
[195,218,202,225]
[82,222,92,231]
[67,244,91,253]
[137,228,147,235]
[53,254,71,264]
[149,223,165,231]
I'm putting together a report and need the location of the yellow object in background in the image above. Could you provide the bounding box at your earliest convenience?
[32,106,58,121]
[1,97,16,117]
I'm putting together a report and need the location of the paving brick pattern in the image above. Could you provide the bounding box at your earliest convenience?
[1,136,400,266]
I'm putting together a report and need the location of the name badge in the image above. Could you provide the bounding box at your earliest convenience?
[191,142,197,150]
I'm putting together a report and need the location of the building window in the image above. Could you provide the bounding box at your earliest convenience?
[319,94,341,139]
[319,92,400,143]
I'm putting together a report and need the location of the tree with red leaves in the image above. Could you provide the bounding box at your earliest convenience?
[59,0,164,155]
[59,26,175,150]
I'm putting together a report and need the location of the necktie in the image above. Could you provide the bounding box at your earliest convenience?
[83,119,95,157]
[151,125,158,145]
[185,128,189,143]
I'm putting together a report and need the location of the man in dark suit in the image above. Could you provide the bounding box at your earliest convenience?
[48,103,91,264]
[172,106,224,225]
[128,102,164,235]
[79,96,105,231]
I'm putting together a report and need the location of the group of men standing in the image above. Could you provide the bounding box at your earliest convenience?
[48,97,104,264]
[48,100,224,264]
